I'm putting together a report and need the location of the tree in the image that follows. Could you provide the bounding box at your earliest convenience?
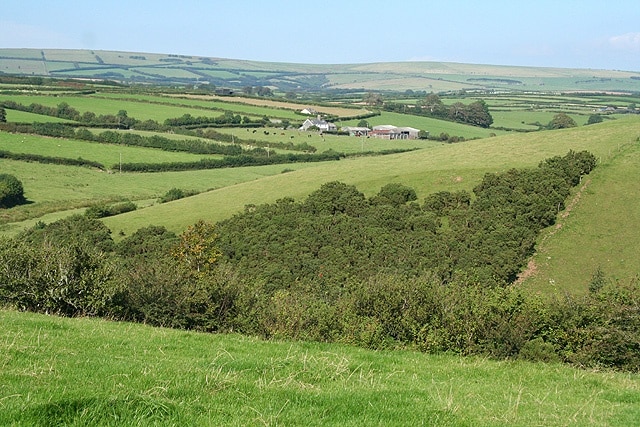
[19,214,114,253]
[0,106,6,123]
[423,93,444,114]
[466,100,493,128]
[256,86,273,97]
[357,119,370,128]
[116,110,136,129]
[364,92,384,107]
[303,181,368,216]
[371,183,417,206]
[0,174,26,208]
[548,113,577,129]
[172,220,222,273]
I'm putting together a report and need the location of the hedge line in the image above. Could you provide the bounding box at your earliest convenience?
[115,151,344,172]
[0,150,105,169]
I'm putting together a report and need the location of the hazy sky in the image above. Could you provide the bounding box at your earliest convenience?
[2,0,639,71]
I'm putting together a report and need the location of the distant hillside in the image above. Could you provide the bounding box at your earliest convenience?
[1,48,640,93]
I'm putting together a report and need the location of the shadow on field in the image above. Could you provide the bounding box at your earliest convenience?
[22,395,184,426]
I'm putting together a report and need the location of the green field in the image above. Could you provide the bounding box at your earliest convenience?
[2,51,640,426]
[97,117,640,242]
[1,309,638,426]
[525,139,640,294]
[2,81,640,293]
[0,131,222,167]
[0,94,244,123]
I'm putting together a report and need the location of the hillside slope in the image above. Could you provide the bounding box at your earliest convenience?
[523,137,640,294]
[1,309,638,426]
[99,117,640,293]
[2,48,640,92]
[103,117,640,228]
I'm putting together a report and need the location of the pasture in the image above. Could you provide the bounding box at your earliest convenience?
[1,51,640,426]
[99,117,640,242]
[1,309,638,426]
[2,78,640,293]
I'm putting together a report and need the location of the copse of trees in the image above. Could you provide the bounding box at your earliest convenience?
[215,150,597,287]
[383,94,494,128]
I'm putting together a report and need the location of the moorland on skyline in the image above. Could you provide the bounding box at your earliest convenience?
[2,48,640,92]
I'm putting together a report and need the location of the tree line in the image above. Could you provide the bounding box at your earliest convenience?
[382,94,494,128]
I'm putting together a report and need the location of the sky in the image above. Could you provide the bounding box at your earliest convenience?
[2,0,639,71]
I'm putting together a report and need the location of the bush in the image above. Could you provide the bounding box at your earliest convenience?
[159,188,197,203]
[0,174,26,208]
[0,238,119,316]
[518,338,561,363]
[85,201,137,219]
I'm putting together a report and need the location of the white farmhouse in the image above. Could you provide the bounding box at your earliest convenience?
[299,116,337,132]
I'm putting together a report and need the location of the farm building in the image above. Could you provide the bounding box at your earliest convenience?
[299,116,337,132]
[369,125,420,140]
[300,108,318,115]
[341,126,371,136]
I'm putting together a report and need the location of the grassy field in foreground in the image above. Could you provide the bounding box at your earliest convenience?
[1,309,638,426]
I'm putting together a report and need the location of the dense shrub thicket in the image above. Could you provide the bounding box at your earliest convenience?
[1,150,638,371]
[215,150,597,287]
[116,151,344,172]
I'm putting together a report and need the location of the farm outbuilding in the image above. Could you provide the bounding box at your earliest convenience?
[341,126,371,136]
[369,125,420,140]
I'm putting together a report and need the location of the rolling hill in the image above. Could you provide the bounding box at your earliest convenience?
[1,49,639,425]
[2,48,640,92]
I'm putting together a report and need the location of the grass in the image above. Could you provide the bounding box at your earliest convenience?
[92,93,305,121]
[0,159,321,234]
[0,131,222,167]
[3,110,75,123]
[353,111,508,138]
[216,126,431,154]
[1,309,638,426]
[523,138,640,294]
[2,89,639,294]
[98,116,640,239]
[0,94,245,123]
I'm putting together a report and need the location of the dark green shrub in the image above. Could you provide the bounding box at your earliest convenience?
[116,225,178,258]
[0,174,26,208]
[159,188,190,203]
[19,214,114,253]
[85,201,136,219]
